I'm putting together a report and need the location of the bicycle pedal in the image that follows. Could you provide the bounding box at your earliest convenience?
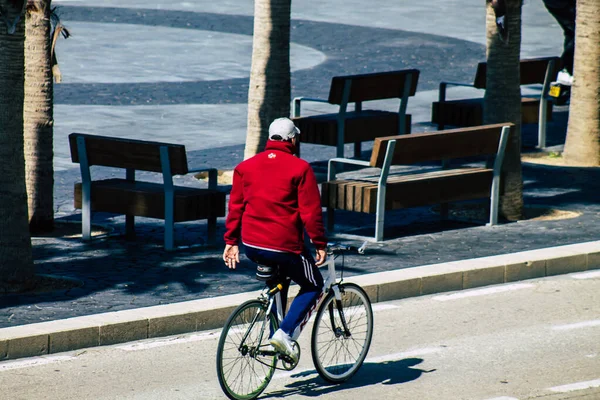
[280,341,301,371]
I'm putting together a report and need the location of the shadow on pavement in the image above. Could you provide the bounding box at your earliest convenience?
[267,358,435,398]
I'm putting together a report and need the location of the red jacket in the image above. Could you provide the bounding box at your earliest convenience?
[224,140,327,254]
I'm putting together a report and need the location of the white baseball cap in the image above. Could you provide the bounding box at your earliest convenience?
[268,117,301,141]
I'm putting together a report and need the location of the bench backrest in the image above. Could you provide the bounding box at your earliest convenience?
[69,133,189,175]
[327,69,420,104]
[369,123,513,168]
[472,56,559,89]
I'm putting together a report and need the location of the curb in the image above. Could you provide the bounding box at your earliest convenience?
[2,240,600,361]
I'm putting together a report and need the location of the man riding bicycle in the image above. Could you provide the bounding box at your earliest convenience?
[223,117,327,362]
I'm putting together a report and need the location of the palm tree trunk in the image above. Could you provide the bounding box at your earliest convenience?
[563,0,600,166]
[0,2,36,290]
[244,0,292,159]
[483,0,523,221]
[25,0,55,233]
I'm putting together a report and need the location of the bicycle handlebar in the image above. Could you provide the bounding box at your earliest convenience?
[326,241,367,255]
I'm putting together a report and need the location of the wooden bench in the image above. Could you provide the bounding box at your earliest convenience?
[321,123,513,241]
[69,133,226,251]
[292,69,420,158]
[431,56,559,148]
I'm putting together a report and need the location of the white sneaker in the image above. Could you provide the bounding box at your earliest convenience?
[557,70,573,86]
[269,329,298,363]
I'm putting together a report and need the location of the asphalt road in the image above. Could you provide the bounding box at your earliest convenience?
[2,272,599,399]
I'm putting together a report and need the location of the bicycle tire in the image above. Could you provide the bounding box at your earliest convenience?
[216,299,278,400]
[311,282,373,383]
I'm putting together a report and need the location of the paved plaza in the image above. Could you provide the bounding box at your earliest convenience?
[2,0,599,332]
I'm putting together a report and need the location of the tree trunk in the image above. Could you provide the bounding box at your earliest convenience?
[563,0,600,166]
[244,0,291,159]
[483,0,523,221]
[0,0,36,291]
[25,0,54,233]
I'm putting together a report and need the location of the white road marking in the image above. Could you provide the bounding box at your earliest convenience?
[0,355,75,372]
[273,346,444,380]
[432,283,534,302]
[552,320,600,331]
[548,378,600,393]
[372,303,399,312]
[572,270,600,280]
[116,331,219,351]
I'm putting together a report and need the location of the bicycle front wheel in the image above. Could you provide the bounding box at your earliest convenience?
[311,282,373,383]
[216,299,277,400]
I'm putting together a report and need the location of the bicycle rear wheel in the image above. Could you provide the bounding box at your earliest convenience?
[311,282,373,383]
[216,299,277,400]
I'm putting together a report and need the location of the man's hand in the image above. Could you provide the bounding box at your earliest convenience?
[223,244,240,269]
[315,248,327,266]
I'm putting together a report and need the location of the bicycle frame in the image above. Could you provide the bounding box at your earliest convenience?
[239,243,366,360]
[264,247,352,342]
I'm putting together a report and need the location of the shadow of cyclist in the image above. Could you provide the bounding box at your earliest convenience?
[266,357,435,398]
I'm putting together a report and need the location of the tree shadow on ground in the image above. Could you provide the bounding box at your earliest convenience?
[266,358,435,398]
[328,207,481,242]
[1,220,264,321]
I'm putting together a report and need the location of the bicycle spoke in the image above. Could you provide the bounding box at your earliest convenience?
[311,284,373,383]
[217,300,276,400]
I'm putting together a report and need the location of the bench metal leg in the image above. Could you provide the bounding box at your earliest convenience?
[488,125,510,227]
[82,199,91,241]
[537,98,548,149]
[374,209,385,242]
[488,184,500,226]
[160,146,175,251]
[374,183,387,242]
[164,216,174,251]
[374,140,395,242]
[488,166,501,226]
[77,136,92,242]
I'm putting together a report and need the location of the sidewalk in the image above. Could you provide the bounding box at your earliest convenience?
[2,0,599,361]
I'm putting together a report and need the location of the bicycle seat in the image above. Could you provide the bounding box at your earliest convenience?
[256,264,278,281]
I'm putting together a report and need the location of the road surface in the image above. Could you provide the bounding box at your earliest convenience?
[2,271,599,399]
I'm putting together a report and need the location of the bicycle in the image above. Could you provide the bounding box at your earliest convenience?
[216,242,374,400]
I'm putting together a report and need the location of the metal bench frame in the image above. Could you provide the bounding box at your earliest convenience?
[292,70,417,158]
[325,125,511,242]
[75,136,219,251]
[437,57,557,148]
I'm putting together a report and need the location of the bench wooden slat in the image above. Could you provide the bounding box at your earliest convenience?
[369,124,510,168]
[431,97,552,128]
[336,181,348,210]
[328,69,420,104]
[352,182,370,212]
[69,133,189,175]
[296,111,412,146]
[367,169,493,212]
[472,56,560,89]
[74,180,226,222]
[325,168,493,213]
[521,97,553,124]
